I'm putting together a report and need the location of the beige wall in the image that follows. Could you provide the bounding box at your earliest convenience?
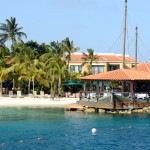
[69,61,134,73]
[104,63,108,72]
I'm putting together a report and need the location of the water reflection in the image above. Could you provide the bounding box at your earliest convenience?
[0,107,65,121]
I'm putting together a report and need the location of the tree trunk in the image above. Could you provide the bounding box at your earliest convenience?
[0,82,2,96]
[51,82,53,99]
[13,78,15,89]
[28,79,31,94]
[32,79,35,95]
[58,77,61,96]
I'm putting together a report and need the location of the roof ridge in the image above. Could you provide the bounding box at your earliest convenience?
[115,55,122,61]
[123,69,134,80]
[144,62,150,72]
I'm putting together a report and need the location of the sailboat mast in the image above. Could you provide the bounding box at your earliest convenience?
[135,26,138,69]
[122,0,127,69]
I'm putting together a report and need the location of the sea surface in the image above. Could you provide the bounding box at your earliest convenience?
[0,107,150,150]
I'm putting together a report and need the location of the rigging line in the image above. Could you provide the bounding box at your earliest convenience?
[138,36,150,57]
[107,13,124,54]
[125,23,135,57]
[129,36,148,63]
[136,37,148,62]
[106,30,123,53]
[126,33,148,63]
[126,25,130,56]
[137,48,148,62]
[126,34,135,56]
[138,39,150,62]
[125,9,139,57]
[126,32,150,63]
[116,37,122,54]
[127,13,136,32]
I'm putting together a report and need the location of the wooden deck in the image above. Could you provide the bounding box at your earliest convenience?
[65,103,85,111]
[65,92,150,113]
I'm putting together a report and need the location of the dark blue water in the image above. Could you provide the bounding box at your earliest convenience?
[0,107,150,150]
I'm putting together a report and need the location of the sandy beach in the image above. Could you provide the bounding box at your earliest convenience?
[0,96,79,107]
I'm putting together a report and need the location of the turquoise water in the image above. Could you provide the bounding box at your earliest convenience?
[0,108,150,150]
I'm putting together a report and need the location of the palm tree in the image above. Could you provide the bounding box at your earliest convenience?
[39,51,68,97]
[0,17,27,47]
[38,43,50,56]
[108,81,118,91]
[19,59,43,95]
[51,57,67,95]
[0,39,10,58]
[50,41,64,58]
[25,41,50,58]
[61,37,80,69]
[0,17,27,89]
[39,57,57,98]
[12,43,38,94]
[82,49,99,74]
[0,38,6,48]
[0,46,10,58]
[0,58,14,96]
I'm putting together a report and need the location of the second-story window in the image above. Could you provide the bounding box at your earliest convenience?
[108,65,120,71]
[70,65,82,73]
[92,65,104,74]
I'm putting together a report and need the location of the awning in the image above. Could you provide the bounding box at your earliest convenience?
[62,80,84,86]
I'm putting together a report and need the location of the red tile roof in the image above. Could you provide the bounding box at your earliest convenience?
[70,53,136,62]
[80,69,150,81]
[133,62,150,72]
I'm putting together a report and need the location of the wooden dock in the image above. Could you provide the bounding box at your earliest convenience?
[65,103,85,111]
[65,92,150,113]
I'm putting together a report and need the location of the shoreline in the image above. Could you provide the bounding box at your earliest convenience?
[0,97,79,108]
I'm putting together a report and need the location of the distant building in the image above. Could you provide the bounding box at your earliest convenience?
[69,53,136,74]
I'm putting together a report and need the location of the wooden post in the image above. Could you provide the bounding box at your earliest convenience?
[122,81,124,93]
[83,82,86,91]
[90,81,93,91]
[96,81,99,92]
[111,93,116,110]
[100,81,104,94]
[130,81,135,100]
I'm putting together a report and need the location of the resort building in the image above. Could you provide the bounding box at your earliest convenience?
[69,53,136,74]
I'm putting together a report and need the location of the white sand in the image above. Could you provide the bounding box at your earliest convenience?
[0,97,79,107]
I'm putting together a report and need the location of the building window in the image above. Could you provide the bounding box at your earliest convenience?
[92,65,104,74]
[132,64,135,68]
[70,65,82,73]
[108,65,120,71]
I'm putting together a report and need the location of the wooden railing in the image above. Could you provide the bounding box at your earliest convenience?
[79,91,150,101]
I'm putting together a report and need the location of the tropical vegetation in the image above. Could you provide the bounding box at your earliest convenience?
[0,17,96,96]
[82,48,99,75]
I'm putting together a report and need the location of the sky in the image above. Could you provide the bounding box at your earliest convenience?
[0,0,150,62]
